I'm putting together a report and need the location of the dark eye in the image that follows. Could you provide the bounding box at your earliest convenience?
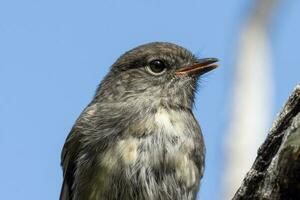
[146,60,167,75]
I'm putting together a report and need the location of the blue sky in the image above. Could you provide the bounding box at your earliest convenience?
[0,0,299,200]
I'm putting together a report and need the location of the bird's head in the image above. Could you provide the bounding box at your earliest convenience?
[96,42,218,110]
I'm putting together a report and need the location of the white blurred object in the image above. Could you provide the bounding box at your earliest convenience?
[223,0,278,199]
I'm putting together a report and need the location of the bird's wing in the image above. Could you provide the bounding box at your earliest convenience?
[60,126,82,200]
[59,102,101,200]
[189,111,206,178]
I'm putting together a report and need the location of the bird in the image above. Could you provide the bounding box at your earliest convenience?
[60,42,218,200]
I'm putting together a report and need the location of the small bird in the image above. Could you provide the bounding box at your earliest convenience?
[60,42,218,200]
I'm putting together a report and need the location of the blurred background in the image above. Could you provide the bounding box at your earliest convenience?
[0,0,299,199]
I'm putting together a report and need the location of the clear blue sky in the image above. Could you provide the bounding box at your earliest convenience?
[0,0,299,200]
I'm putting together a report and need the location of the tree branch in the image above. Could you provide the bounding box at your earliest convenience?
[232,83,300,200]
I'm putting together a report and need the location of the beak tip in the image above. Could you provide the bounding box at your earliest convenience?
[205,57,219,63]
[175,57,219,76]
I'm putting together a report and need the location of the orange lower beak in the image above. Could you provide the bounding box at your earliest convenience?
[175,58,219,76]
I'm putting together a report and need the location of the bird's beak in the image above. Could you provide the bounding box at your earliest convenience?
[175,58,219,76]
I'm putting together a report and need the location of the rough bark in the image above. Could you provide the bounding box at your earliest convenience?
[232,83,300,200]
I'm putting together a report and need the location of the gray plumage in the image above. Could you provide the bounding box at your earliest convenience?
[60,42,218,200]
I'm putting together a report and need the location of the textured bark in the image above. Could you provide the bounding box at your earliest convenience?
[232,83,300,200]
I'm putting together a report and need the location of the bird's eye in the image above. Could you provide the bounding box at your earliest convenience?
[146,60,167,75]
